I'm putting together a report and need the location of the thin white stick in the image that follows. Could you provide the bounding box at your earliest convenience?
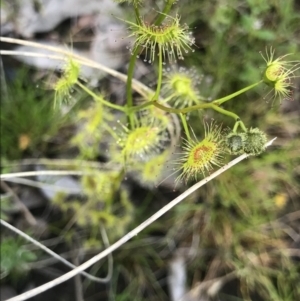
[1,158,119,169]
[0,219,113,283]
[4,138,277,301]
[0,50,66,61]
[0,170,94,179]
[3,177,82,192]
[0,37,152,98]
[0,37,126,80]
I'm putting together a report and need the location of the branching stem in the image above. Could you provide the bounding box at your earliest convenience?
[212,81,263,105]
[76,81,126,112]
[152,101,242,121]
[180,113,191,141]
[233,120,247,133]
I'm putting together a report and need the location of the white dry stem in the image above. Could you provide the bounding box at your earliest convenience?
[0,37,150,98]
[0,170,92,179]
[3,177,82,193]
[0,219,113,283]
[1,158,119,169]
[3,137,277,301]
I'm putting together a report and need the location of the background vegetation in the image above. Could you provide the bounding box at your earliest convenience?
[1,0,300,300]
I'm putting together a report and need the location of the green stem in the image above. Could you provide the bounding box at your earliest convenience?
[134,5,142,25]
[151,100,174,111]
[153,101,242,122]
[239,121,247,132]
[152,46,163,100]
[103,123,119,141]
[154,0,176,26]
[153,101,249,133]
[76,81,126,112]
[206,105,247,131]
[130,100,155,112]
[130,94,176,113]
[209,104,240,121]
[180,113,191,141]
[233,120,247,132]
[212,81,263,106]
[233,122,239,133]
[126,48,140,128]
[131,81,263,114]
[152,101,205,113]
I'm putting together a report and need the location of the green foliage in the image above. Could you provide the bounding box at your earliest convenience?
[1,68,63,159]
[0,237,37,279]
[53,171,134,241]
[71,94,114,159]
[0,197,13,221]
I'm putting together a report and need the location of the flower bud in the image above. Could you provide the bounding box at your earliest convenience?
[225,132,246,155]
[243,128,267,156]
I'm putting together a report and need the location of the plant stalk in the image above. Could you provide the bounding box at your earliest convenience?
[76,81,126,112]
[152,46,163,101]
[154,0,176,25]
[180,113,191,141]
[212,81,262,106]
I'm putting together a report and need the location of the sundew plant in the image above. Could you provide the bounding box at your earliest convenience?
[54,1,298,186]
[1,0,300,301]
